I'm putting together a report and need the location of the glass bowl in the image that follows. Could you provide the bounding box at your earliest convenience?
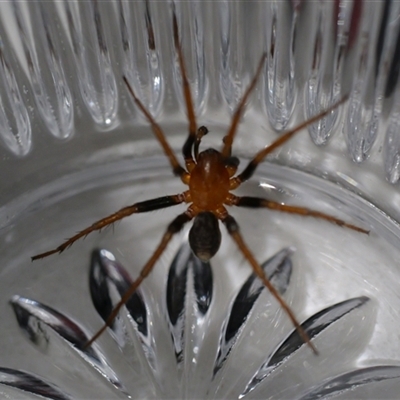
[1,1,400,399]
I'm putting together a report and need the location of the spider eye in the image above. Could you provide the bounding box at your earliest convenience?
[189,212,221,262]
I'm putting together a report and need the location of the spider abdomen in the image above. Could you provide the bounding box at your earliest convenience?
[189,211,222,261]
[189,149,230,210]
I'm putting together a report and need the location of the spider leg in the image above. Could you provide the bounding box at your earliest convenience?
[222,135,233,157]
[84,211,192,348]
[232,96,348,186]
[193,126,209,160]
[123,77,188,182]
[172,11,197,171]
[31,193,189,261]
[229,195,369,234]
[221,212,318,354]
[221,54,267,159]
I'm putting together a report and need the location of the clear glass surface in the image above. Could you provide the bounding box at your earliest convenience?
[1,1,400,399]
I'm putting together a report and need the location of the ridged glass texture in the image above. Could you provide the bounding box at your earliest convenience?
[0,2,399,175]
[2,1,400,399]
[4,247,400,399]
[0,2,399,166]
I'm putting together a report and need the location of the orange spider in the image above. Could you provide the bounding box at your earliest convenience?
[32,12,368,352]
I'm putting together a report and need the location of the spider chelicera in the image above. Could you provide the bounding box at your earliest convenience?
[32,12,368,352]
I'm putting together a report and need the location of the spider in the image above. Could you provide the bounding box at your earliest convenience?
[32,12,368,352]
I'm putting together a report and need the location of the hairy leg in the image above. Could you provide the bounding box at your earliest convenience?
[221,212,318,354]
[123,76,188,181]
[194,126,209,160]
[84,211,193,347]
[229,195,369,234]
[232,96,349,186]
[172,11,198,171]
[32,193,189,260]
[221,54,266,159]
